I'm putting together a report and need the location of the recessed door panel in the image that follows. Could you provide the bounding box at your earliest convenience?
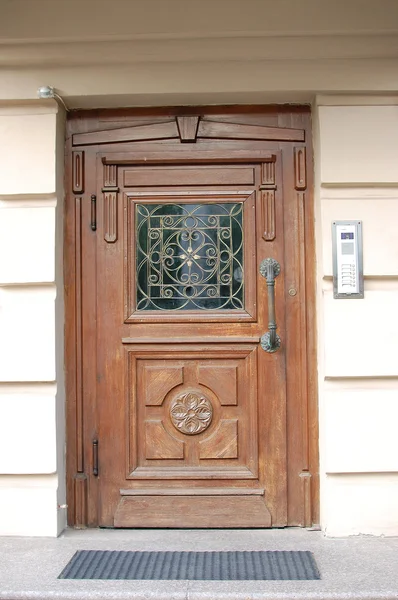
[128,347,258,480]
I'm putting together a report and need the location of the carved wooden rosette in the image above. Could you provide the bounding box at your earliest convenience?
[103,164,118,243]
[170,391,213,435]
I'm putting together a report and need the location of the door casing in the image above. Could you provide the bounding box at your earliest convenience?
[64,105,319,528]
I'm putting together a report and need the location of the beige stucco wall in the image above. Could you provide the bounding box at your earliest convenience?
[315,99,398,536]
[0,104,66,536]
[1,0,398,108]
[0,0,397,537]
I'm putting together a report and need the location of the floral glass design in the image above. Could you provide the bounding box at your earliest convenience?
[136,203,244,311]
[170,391,213,435]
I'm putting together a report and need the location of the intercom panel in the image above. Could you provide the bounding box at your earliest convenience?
[332,220,364,299]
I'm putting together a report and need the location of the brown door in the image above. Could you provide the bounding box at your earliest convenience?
[66,108,318,528]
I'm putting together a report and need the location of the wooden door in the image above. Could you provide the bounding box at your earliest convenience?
[65,108,319,528]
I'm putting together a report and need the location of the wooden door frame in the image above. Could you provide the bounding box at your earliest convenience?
[64,105,319,528]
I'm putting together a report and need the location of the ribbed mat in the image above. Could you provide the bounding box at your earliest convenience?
[58,550,320,580]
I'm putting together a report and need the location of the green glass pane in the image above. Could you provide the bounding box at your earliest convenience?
[136,203,244,311]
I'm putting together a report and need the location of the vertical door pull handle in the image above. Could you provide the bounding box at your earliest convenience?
[259,258,281,353]
[91,194,97,231]
[92,439,99,476]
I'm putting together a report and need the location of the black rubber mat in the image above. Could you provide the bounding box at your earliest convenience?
[59,550,320,580]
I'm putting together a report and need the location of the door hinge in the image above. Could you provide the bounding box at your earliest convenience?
[90,194,97,231]
[92,439,99,476]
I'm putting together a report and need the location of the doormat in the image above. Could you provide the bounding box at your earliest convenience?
[58,550,320,580]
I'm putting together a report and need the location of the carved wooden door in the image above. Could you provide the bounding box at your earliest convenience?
[67,108,317,528]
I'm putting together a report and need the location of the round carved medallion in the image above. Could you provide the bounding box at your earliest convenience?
[170,391,213,435]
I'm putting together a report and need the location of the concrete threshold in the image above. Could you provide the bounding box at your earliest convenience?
[1,528,398,600]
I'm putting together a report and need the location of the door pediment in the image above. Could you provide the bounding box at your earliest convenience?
[72,116,305,146]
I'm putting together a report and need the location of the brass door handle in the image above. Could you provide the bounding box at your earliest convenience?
[259,258,281,353]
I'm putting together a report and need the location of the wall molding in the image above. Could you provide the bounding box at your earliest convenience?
[1,34,398,68]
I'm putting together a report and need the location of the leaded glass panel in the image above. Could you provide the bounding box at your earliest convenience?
[136,203,244,311]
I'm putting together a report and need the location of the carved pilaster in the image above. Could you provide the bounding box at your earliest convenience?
[72,151,85,194]
[294,147,307,190]
[102,164,118,243]
[74,474,88,528]
[70,144,89,527]
[261,161,275,187]
[104,164,117,188]
[295,144,311,526]
[300,471,312,527]
[260,160,276,242]
[261,191,276,242]
[103,192,118,243]
[75,197,84,473]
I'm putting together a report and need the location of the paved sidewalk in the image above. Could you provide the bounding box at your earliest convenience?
[1,528,398,600]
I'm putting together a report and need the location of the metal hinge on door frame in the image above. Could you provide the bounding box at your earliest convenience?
[90,194,97,231]
[92,439,99,476]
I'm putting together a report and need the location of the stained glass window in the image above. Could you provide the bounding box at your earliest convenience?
[136,203,244,311]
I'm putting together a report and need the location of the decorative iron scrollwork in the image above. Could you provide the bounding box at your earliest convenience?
[136,203,244,311]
